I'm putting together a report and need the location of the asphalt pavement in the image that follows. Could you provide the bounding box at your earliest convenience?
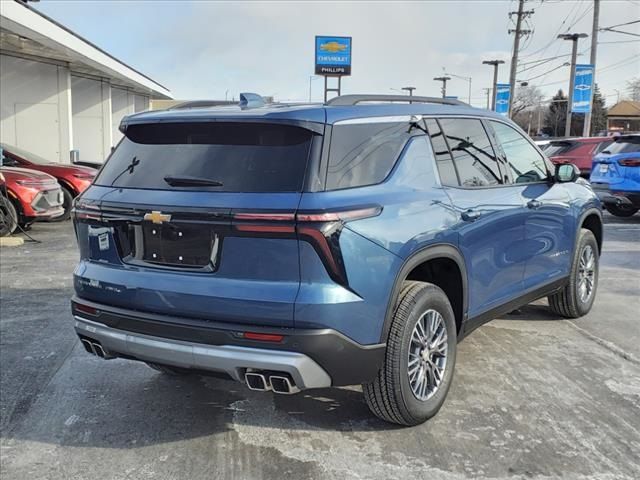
[1,214,639,480]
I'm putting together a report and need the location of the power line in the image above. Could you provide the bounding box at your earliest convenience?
[600,20,640,30]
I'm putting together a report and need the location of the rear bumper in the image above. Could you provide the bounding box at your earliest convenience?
[71,297,386,387]
[592,184,640,208]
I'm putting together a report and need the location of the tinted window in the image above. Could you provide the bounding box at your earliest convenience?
[594,141,612,154]
[544,141,575,157]
[490,121,548,183]
[438,118,502,187]
[425,119,458,186]
[326,122,410,190]
[603,137,640,154]
[94,123,313,192]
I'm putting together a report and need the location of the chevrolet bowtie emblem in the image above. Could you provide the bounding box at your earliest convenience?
[144,211,172,224]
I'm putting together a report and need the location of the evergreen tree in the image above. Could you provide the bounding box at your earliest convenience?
[590,83,608,135]
[543,89,567,137]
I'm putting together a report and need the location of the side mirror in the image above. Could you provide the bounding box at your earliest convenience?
[555,163,579,183]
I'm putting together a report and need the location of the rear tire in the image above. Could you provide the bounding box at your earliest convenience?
[363,282,457,426]
[606,204,638,217]
[48,186,73,222]
[146,362,192,376]
[0,196,18,237]
[548,229,599,318]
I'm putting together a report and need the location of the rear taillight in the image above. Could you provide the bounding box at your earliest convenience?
[231,206,382,287]
[618,158,640,167]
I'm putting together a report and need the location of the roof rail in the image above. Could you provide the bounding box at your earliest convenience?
[168,100,236,110]
[326,94,466,106]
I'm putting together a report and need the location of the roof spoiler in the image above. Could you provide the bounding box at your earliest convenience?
[326,94,466,106]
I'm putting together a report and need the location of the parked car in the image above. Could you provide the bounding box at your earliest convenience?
[545,137,613,177]
[0,143,96,221]
[0,166,64,234]
[71,94,603,426]
[590,134,640,217]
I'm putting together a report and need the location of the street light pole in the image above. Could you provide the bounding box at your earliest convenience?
[401,86,416,103]
[433,76,451,98]
[559,33,588,137]
[482,60,505,110]
[443,71,472,104]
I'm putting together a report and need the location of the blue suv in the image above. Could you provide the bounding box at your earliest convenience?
[72,94,603,425]
[590,134,640,217]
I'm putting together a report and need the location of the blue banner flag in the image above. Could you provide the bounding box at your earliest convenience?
[315,36,352,76]
[572,64,594,114]
[495,84,511,115]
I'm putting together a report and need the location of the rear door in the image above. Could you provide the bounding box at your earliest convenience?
[433,117,528,318]
[74,121,320,327]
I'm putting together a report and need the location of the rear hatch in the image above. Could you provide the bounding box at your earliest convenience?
[591,136,640,186]
[73,121,321,327]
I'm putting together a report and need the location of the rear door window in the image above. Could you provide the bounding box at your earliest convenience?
[438,118,503,187]
[326,121,411,190]
[94,122,314,192]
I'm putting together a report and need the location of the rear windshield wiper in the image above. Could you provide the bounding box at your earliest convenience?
[163,175,223,187]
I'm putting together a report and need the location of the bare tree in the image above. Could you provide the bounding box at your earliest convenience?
[625,77,640,102]
[511,85,545,117]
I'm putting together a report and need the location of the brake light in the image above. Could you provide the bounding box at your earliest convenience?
[618,158,640,167]
[242,332,284,342]
[231,206,382,287]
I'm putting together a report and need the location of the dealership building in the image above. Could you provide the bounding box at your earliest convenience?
[0,0,171,164]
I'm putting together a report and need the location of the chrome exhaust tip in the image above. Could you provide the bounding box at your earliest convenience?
[92,343,106,358]
[245,372,271,391]
[80,339,95,355]
[270,375,300,394]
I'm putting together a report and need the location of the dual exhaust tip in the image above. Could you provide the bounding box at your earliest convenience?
[80,337,113,359]
[245,371,300,394]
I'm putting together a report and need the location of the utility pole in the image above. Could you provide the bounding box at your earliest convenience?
[583,0,600,137]
[483,88,492,109]
[483,59,505,110]
[433,76,451,98]
[507,0,533,118]
[559,33,589,137]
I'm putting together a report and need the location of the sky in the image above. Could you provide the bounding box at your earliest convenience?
[35,0,640,107]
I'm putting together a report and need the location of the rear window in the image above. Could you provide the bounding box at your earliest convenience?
[602,137,640,155]
[544,141,575,156]
[94,122,314,192]
[326,121,411,190]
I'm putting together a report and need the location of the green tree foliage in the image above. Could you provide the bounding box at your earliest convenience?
[543,89,567,137]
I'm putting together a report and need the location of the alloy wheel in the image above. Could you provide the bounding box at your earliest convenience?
[408,309,448,401]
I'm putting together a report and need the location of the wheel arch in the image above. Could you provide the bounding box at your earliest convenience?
[58,178,79,197]
[380,244,468,344]
[578,207,603,255]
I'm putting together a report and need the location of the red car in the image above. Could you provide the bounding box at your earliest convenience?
[1,143,96,220]
[0,166,64,236]
[545,137,613,177]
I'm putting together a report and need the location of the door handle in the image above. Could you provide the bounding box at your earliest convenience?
[527,199,542,209]
[461,210,482,222]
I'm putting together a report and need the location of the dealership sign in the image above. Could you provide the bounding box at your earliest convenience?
[495,83,511,115]
[315,36,352,75]
[572,64,594,114]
